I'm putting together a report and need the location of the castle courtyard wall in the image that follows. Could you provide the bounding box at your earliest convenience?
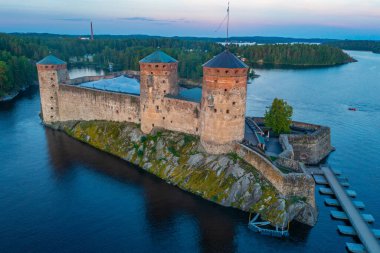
[58,85,140,123]
[235,143,316,208]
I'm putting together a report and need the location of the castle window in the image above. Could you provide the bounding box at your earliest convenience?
[50,115,53,118]
[232,102,236,105]
[51,107,53,110]
[224,89,227,92]
[162,80,166,84]
[214,80,217,83]
[164,90,166,94]
[217,70,220,73]
[165,72,168,75]
[152,124,155,127]
[225,70,229,74]
[148,65,151,68]
[151,72,153,75]
[236,80,239,83]
[226,110,230,114]
[156,105,159,110]
[128,117,131,120]
[116,110,119,114]
[45,66,48,69]
[155,65,159,68]
[52,84,55,87]
[51,77,54,81]
[163,65,166,68]
[214,108,217,113]
[235,70,238,74]
[50,96,53,99]
[171,120,173,123]
[163,117,165,120]
[196,127,198,132]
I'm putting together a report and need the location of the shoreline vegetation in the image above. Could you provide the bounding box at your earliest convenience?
[0,33,361,101]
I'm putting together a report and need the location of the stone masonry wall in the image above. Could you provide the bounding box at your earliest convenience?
[161,97,200,135]
[37,64,69,123]
[253,117,333,165]
[139,62,179,134]
[287,125,333,165]
[235,143,316,209]
[200,67,248,154]
[58,84,140,123]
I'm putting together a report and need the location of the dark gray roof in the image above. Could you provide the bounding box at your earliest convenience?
[139,50,178,63]
[37,55,66,65]
[203,50,248,68]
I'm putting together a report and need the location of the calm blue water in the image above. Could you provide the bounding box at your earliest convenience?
[0,50,379,253]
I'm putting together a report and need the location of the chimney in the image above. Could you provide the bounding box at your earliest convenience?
[91,21,94,40]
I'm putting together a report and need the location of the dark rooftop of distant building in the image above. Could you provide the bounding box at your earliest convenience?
[203,50,248,69]
[139,50,178,63]
[37,55,66,65]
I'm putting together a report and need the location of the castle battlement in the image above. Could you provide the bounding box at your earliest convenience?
[37,50,249,154]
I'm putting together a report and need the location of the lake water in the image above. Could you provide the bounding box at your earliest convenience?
[0,51,379,253]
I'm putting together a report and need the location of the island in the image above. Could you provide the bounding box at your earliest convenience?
[36,50,334,229]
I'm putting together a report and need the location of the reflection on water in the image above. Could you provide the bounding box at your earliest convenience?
[45,128,238,253]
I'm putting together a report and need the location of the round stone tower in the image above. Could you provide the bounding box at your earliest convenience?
[36,55,69,123]
[139,50,179,134]
[200,50,249,154]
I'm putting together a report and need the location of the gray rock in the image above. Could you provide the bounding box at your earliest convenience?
[188,153,204,168]
[143,162,152,170]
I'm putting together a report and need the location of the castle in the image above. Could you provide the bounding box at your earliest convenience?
[37,50,249,154]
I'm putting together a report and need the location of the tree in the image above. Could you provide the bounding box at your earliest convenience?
[0,61,9,94]
[264,98,293,135]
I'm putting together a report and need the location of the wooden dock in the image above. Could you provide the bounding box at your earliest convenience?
[321,166,380,253]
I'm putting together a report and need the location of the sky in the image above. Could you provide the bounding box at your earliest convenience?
[0,0,380,40]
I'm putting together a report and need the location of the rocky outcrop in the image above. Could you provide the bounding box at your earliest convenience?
[51,120,317,227]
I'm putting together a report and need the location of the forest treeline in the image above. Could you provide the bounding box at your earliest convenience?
[326,40,380,54]
[0,33,354,97]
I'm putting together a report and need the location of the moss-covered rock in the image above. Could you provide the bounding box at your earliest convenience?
[54,120,312,228]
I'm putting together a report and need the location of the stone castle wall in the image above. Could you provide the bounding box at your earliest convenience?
[235,143,316,209]
[58,84,140,123]
[161,97,200,135]
[287,123,333,165]
[37,64,69,123]
[139,62,179,134]
[253,117,333,165]
[200,67,248,154]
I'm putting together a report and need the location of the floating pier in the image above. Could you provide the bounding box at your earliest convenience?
[330,210,375,223]
[338,225,380,239]
[321,166,380,253]
[346,243,366,253]
[319,187,357,197]
[324,198,365,209]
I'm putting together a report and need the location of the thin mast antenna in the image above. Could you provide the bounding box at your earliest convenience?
[226,1,230,48]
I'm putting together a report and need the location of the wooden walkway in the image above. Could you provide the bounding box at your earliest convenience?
[321,166,380,253]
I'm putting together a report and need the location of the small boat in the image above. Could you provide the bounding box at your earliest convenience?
[348,107,357,111]
[248,213,289,238]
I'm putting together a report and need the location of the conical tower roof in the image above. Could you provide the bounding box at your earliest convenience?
[139,50,178,63]
[37,55,66,65]
[203,50,248,69]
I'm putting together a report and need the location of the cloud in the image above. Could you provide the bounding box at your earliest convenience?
[56,18,91,22]
[120,16,187,23]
